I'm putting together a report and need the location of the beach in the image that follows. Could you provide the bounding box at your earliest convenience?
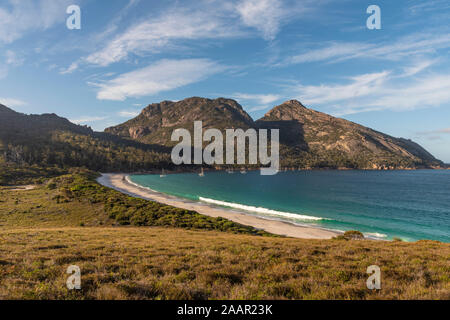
[97,173,339,239]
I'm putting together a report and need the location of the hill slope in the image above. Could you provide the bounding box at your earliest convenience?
[0,105,170,171]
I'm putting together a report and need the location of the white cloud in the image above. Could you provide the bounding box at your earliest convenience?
[247,105,271,112]
[0,97,27,107]
[69,116,108,125]
[367,75,450,112]
[118,109,141,118]
[93,59,225,101]
[5,50,24,66]
[236,0,286,40]
[0,0,72,43]
[232,93,281,105]
[401,59,437,77]
[294,71,390,105]
[284,43,371,65]
[291,70,450,116]
[59,62,79,75]
[78,0,313,68]
[283,33,450,65]
[84,8,244,67]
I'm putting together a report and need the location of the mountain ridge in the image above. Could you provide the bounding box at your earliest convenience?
[0,98,445,170]
[106,97,443,169]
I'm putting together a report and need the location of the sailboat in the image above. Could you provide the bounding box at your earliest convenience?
[199,167,205,177]
[160,169,166,178]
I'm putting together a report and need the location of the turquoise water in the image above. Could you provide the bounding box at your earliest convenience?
[129,170,450,242]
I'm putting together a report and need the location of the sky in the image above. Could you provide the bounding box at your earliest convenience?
[0,0,450,162]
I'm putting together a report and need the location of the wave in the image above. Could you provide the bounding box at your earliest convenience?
[364,232,388,239]
[126,176,158,193]
[199,197,324,221]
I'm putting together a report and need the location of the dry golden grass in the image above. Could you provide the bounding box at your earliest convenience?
[0,226,448,300]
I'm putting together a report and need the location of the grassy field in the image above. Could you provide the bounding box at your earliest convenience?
[0,170,449,300]
[0,227,448,300]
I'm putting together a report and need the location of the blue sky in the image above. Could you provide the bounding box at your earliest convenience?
[1,0,450,162]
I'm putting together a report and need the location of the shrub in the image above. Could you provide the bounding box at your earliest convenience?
[47,182,57,190]
[343,230,364,240]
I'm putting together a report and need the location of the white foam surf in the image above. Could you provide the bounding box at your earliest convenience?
[198,197,324,221]
[364,232,388,239]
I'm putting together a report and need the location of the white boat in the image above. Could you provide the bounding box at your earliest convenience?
[227,169,234,174]
[199,168,205,177]
[240,168,247,174]
[160,169,166,177]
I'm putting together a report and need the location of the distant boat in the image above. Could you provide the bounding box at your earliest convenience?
[160,169,166,178]
[240,168,247,174]
[199,168,205,177]
[227,169,234,174]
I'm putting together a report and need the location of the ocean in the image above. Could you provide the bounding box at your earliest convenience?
[129,170,450,242]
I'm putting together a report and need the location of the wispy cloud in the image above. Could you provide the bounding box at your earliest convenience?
[59,62,79,75]
[5,50,24,66]
[118,109,141,118]
[417,127,450,135]
[293,71,390,105]
[0,0,73,44]
[84,7,244,67]
[236,0,287,41]
[282,33,450,65]
[232,93,281,105]
[247,105,273,112]
[283,42,371,65]
[72,0,314,70]
[290,67,450,115]
[0,97,27,108]
[92,59,225,101]
[415,127,450,141]
[401,59,437,77]
[408,0,450,15]
[69,116,108,125]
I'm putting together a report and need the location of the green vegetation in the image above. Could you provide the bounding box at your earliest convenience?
[0,104,171,172]
[333,230,365,241]
[0,165,67,186]
[0,169,269,235]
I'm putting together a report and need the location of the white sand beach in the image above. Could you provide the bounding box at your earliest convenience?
[97,173,339,239]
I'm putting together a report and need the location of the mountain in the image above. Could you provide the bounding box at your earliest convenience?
[0,105,170,171]
[0,104,92,140]
[256,100,442,169]
[0,98,443,171]
[105,97,254,145]
[106,97,443,169]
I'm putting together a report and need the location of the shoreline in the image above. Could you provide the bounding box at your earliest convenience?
[97,173,340,239]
